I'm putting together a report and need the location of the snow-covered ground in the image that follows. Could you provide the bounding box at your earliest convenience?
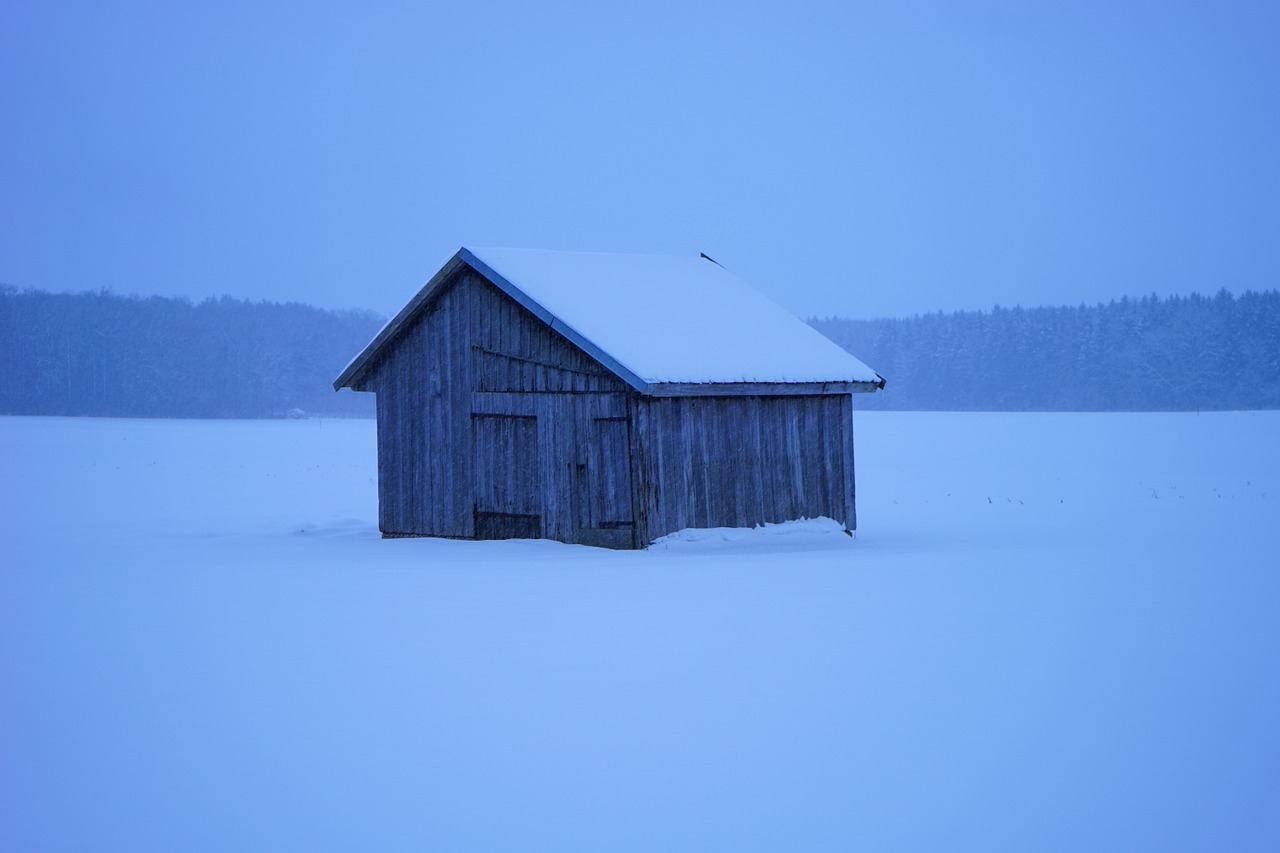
[2,412,1277,851]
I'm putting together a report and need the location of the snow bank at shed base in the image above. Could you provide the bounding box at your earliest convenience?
[647,516,851,550]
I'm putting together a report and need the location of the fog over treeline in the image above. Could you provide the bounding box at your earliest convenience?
[2,285,1278,417]
[813,289,1280,411]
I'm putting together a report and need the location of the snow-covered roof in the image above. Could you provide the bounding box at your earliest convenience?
[336,247,883,393]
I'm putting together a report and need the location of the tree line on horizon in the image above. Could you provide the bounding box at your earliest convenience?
[0,286,382,418]
[813,289,1280,411]
[2,285,1277,418]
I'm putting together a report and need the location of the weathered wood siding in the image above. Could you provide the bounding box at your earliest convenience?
[631,394,855,546]
[357,262,859,549]
[363,268,636,544]
[469,390,634,546]
[366,272,478,537]
[471,273,624,395]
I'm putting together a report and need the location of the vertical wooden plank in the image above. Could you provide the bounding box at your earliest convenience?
[822,395,838,524]
[572,395,591,535]
[472,414,540,527]
[773,397,793,524]
[591,417,632,524]
[815,396,833,518]
[537,395,571,543]
[686,399,702,531]
[425,304,441,534]
[456,277,476,536]
[730,398,750,525]
[626,393,645,548]
[804,398,822,517]
[711,400,725,525]
[636,397,668,544]
[753,399,769,524]
[785,400,802,516]
[841,393,857,530]
[374,380,395,534]
[729,399,741,523]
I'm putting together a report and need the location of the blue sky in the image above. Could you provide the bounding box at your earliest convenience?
[2,0,1278,319]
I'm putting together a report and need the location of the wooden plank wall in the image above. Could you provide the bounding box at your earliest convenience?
[470,273,627,395]
[367,273,478,537]
[367,268,637,544]
[362,264,857,549]
[470,272,636,545]
[632,394,855,546]
[469,390,632,544]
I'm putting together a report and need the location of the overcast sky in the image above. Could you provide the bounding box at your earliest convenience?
[2,0,1278,320]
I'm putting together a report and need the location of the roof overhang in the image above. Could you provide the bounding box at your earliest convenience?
[333,250,468,391]
[643,380,885,397]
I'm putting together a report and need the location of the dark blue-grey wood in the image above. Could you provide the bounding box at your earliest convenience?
[629,394,855,547]
[356,267,640,545]
[367,270,478,537]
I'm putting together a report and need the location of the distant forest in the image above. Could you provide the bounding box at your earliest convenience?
[0,287,382,418]
[2,285,1278,418]
[813,289,1280,411]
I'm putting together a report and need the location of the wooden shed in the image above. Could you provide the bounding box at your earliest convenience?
[334,247,884,548]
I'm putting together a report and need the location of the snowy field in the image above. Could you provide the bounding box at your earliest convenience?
[2,411,1278,852]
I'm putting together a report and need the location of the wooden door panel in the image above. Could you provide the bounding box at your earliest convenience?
[472,412,541,538]
[591,417,633,525]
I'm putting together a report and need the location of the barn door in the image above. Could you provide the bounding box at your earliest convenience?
[472,413,541,539]
[575,416,634,548]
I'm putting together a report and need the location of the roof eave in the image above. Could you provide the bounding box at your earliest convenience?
[642,379,885,397]
[332,251,470,390]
